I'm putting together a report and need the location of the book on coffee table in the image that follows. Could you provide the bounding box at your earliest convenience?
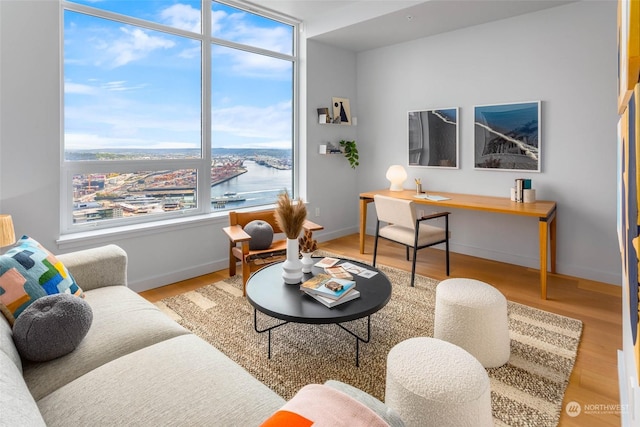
[306,288,360,308]
[301,276,356,300]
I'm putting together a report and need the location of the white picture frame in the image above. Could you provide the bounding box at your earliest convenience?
[408,107,459,168]
[474,101,541,172]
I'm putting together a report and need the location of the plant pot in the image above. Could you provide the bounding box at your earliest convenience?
[282,238,303,284]
[301,252,314,273]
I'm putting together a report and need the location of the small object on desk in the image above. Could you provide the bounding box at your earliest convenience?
[415,178,422,194]
[415,194,450,201]
[523,189,536,203]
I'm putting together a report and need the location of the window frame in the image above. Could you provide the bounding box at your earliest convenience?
[60,0,299,236]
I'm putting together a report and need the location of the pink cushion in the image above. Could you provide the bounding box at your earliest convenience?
[260,384,388,427]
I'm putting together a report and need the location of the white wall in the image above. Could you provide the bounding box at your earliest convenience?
[305,40,360,240]
[0,0,620,291]
[354,0,620,285]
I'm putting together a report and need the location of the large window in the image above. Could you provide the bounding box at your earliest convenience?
[61,0,296,233]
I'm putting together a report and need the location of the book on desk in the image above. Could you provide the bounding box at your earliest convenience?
[414,193,450,201]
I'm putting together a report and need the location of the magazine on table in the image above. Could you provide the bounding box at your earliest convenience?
[340,262,379,278]
[324,265,353,280]
[314,257,340,268]
[306,288,360,308]
[300,275,356,300]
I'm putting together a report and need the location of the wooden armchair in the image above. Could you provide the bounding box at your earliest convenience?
[222,209,323,296]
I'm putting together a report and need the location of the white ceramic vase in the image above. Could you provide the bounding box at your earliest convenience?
[282,238,303,284]
[300,252,314,273]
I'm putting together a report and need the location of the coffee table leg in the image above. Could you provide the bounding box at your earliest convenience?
[337,315,372,367]
[253,308,288,360]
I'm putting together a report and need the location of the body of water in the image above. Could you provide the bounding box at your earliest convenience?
[211,160,292,209]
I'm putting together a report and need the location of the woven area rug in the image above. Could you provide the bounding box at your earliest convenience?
[156,253,582,427]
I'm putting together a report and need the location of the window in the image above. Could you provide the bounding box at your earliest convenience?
[62,0,296,233]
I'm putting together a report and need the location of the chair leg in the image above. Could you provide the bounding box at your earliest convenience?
[242,260,251,297]
[445,240,450,276]
[411,246,418,287]
[445,215,450,276]
[229,246,237,276]
[406,246,410,261]
[373,220,380,267]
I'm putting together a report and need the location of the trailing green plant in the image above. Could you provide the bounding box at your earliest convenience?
[339,139,359,169]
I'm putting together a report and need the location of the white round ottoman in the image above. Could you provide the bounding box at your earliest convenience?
[385,337,493,427]
[434,278,510,368]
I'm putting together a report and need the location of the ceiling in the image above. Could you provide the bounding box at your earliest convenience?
[251,0,576,52]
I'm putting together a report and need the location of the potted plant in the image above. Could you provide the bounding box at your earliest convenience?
[299,229,318,273]
[339,139,359,169]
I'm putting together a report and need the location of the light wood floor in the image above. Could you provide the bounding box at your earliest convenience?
[140,233,622,427]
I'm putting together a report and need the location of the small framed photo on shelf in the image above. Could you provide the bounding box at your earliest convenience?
[332,97,351,125]
[317,107,329,124]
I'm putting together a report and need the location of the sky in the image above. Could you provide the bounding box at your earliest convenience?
[64,0,294,152]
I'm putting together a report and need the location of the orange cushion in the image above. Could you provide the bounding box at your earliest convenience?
[260,410,313,427]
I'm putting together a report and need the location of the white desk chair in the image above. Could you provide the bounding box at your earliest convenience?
[372,195,450,286]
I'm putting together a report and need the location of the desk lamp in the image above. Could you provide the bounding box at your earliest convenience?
[386,165,407,191]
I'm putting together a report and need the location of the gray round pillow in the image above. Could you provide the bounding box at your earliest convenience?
[13,293,93,362]
[244,220,274,250]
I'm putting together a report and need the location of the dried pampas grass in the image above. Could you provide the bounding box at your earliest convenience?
[274,191,307,239]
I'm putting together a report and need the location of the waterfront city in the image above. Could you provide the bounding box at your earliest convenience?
[70,149,292,223]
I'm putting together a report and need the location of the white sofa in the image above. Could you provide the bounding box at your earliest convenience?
[1,244,404,426]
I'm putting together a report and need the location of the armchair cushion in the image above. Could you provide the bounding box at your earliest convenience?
[0,236,83,325]
[245,220,274,250]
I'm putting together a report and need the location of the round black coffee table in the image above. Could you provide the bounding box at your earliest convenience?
[246,258,392,366]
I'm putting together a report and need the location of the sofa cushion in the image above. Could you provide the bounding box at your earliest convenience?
[13,294,93,362]
[261,384,388,427]
[324,380,405,427]
[0,236,83,325]
[0,351,46,427]
[23,285,190,400]
[0,313,21,372]
[37,334,286,426]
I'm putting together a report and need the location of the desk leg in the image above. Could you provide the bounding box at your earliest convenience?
[359,198,368,254]
[538,209,557,300]
[550,213,557,274]
[539,220,548,300]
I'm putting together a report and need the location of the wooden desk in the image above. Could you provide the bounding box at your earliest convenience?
[359,189,557,299]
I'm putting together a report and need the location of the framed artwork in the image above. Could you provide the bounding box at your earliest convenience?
[332,97,351,125]
[408,108,458,168]
[474,101,541,172]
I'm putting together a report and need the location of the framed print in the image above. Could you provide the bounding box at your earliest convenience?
[474,101,541,172]
[332,97,352,125]
[408,107,458,168]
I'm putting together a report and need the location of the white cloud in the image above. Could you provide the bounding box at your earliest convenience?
[65,132,198,150]
[65,81,98,95]
[160,3,201,33]
[108,27,175,68]
[212,101,291,142]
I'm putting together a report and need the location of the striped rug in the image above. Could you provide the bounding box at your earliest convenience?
[156,255,582,427]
